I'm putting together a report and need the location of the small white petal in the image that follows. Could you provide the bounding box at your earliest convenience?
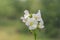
[40,18,44,24]
[25,21,29,26]
[24,10,29,14]
[29,26,34,30]
[24,10,30,19]
[37,10,41,16]
[24,15,29,19]
[39,23,44,29]
[22,19,26,22]
[20,16,29,23]
[29,25,37,30]
[20,17,25,22]
[39,25,44,29]
[37,10,42,20]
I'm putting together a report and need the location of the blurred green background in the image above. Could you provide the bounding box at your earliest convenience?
[0,0,60,40]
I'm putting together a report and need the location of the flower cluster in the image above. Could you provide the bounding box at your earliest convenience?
[21,10,44,30]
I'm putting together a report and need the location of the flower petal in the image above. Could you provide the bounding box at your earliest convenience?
[24,10,29,14]
[29,25,37,30]
[24,10,30,19]
[37,10,41,16]
[39,23,44,29]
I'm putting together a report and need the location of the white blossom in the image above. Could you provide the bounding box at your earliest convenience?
[24,10,30,19]
[20,17,27,22]
[38,22,44,29]
[32,10,41,21]
[20,10,44,30]
[25,18,38,30]
[20,10,30,22]
[38,18,44,29]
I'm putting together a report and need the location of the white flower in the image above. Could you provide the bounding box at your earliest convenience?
[32,10,42,21]
[38,23,44,29]
[38,18,44,29]
[25,18,38,30]
[20,10,30,22]
[20,10,44,30]
[24,10,30,19]
[20,17,26,22]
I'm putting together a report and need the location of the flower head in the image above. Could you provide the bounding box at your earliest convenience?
[20,10,44,30]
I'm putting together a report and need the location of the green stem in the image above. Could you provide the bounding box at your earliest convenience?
[30,30,37,40]
[34,31,37,40]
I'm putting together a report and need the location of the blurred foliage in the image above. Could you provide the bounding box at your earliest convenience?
[42,0,60,38]
[0,0,60,39]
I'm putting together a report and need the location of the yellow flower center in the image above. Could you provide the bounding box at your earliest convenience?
[34,16,38,20]
[30,22,33,26]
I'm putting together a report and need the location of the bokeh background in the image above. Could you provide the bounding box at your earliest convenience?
[0,0,60,40]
